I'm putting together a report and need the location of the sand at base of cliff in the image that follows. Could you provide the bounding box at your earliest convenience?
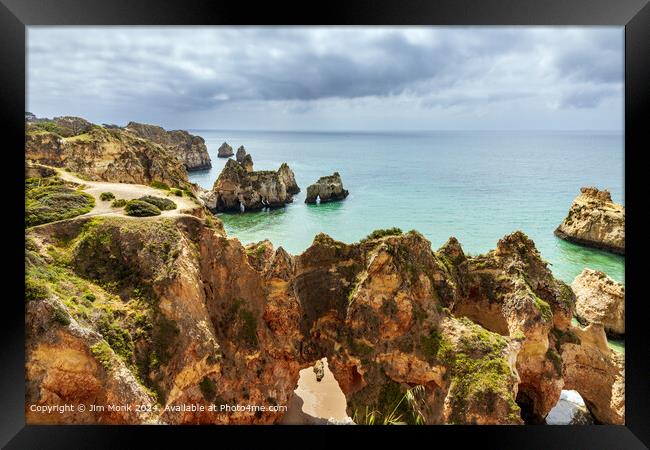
[280,358,352,424]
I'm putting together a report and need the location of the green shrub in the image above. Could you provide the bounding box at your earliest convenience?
[124,200,161,217]
[53,305,71,326]
[149,180,170,190]
[30,121,69,136]
[25,178,95,227]
[91,341,113,370]
[170,188,183,197]
[25,277,50,302]
[100,192,115,201]
[362,227,403,242]
[84,293,96,302]
[138,196,177,211]
[239,308,258,348]
[111,198,127,208]
[199,376,217,402]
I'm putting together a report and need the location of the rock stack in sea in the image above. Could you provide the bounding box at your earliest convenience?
[202,157,300,212]
[235,145,254,173]
[305,172,349,204]
[571,268,624,338]
[555,187,624,255]
[217,141,234,158]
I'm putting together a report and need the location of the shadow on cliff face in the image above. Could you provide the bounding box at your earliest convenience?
[516,385,544,424]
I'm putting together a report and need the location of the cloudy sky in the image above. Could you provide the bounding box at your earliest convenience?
[27,27,623,131]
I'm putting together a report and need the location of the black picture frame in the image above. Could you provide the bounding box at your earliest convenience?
[2,0,648,448]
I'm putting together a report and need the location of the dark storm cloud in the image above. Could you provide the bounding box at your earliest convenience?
[27,27,623,128]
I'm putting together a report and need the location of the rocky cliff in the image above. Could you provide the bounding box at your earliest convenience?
[202,159,299,212]
[555,187,624,255]
[25,211,624,424]
[305,172,348,204]
[572,269,624,338]
[123,122,212,171]
[26,125,192,190]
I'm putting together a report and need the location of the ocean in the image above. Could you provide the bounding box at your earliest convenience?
[188,130,624,285]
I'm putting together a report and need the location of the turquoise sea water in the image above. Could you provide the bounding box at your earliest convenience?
[188,130,624,285]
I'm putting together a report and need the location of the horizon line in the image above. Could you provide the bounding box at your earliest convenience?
[184,128,624,133]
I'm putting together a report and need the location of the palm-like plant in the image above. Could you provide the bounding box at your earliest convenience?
[353,385,426,425]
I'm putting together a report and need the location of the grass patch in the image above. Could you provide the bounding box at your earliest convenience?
[100,192,115,201]
[532,296,553,322]
[420,329,454,364]
[91,341,113,370]
[52,305,71,326]
[246,242,268,258]
[361,227,403,242]
[97,312,134,363]
[138,196,177,211]
[149,181,170,190]
[111,198,127,208]
[124,200,161,217]
[25,277,50,302]
[445,318,520,423]
[26,177,95,227]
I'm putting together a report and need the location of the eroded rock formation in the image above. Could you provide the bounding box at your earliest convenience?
[305,172,348,204]
[236,146,247,163]
[572,268,624,338]
[234,146,254,172]
[123,122,211,171]
[25,212,624,425]
[202,159,299,212]
[560,323,624,424]
[278,163,300,195]
[25,124,192,190]
[555,187,624,255]
[217,142,234,158]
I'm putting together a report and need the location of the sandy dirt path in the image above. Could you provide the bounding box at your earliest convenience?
[55,168,200,218]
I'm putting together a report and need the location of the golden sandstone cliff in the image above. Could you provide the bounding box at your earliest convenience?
[25,118,194,191]
[25,212,624,425]
[24,122,624,426]
[122,121,212,171]
[572,268,625,338]
[555,187,625,255]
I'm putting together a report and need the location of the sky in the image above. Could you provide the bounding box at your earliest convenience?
[27,27,624,131]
